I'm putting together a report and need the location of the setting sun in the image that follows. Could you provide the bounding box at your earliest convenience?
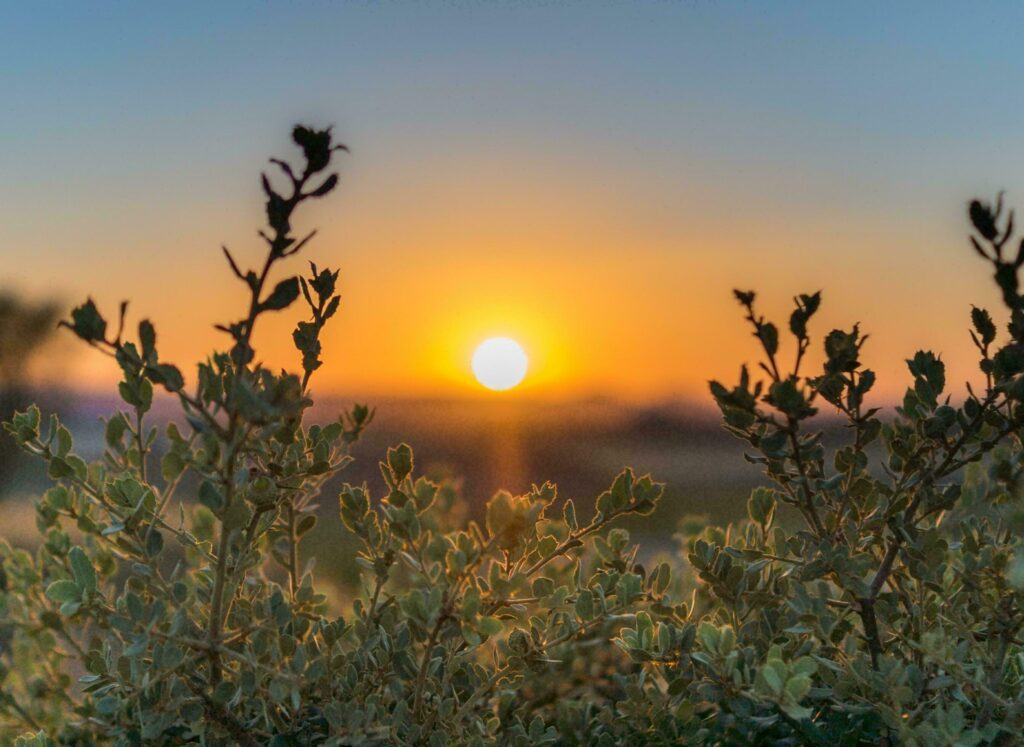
[471,337,528,391]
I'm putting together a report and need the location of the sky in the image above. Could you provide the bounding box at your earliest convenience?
[3,1,1024,404]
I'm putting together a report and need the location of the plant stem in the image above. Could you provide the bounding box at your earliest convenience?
[134,408,147,482]
[287,501,299,599]
[207,447,238,684]
[412,605,449,717]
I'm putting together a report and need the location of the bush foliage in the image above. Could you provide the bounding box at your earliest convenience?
[2,127,1023,745]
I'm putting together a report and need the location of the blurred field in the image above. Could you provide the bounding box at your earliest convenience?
[2,394,767,587]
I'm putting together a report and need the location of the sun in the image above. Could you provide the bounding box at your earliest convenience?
[471,337,528,391]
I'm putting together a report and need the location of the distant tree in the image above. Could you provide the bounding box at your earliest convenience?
[0,292,59,486]
[0,291,60,388]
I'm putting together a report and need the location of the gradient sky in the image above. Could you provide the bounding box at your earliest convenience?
[4,1,1024,403]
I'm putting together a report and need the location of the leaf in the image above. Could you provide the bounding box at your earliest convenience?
[161,449,186,482]
[758,322,779,357]
[412,477,437,511]
[323,295,341,321]
[563,498,578,531]
[105,413,128,448]
[697,622,719,653]
[768,379,813,419]
[485,491,513,540]
[45,486,70,510]
[55,426,72,457]
[387,443,414,481]
[477,616,503,637]
[47,457,76,480]
[907,350,946,406]
[532,577,555,598]
[575,589,595,620]
[733,289,756,306]
[146,528,164,558]
[760,665,784,697]
[94,696,120,715]
[64,299,107,342]
[45,579,81,603]
[785,674,812,703]
[308,173,338,198]
[139,319,156,359]
[69,546,96,593]
[969,198,999,241]
[971,305,996,345]
[748,487,776,527]
[611,469,633,508]
[296,514,317,537]
[152,363,185,392]
[260,277,300,312]
[198,481,224,512]
[222,498,252,531]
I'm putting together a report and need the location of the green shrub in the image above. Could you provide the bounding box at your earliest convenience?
[2,128,1023,746]
[607,194,1024,746]
[0,126,665,746]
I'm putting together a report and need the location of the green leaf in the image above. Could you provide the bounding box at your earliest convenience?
[697,622,720,653]
[768,379,813,418]
[94,696,119,715]
[296,514,317,537]
[222,498,252,530]
[747,487,776,527]
[161,449,186,482]
[145,528,164,558]
[45,579,81,603]
[477,616,503,637]
[48,457,76,480]
[907,350,946,406]
[791,657,817,677]
[562,498,578,531]
[760,665,784,697]
[610,469,633,510]
[105,413,128,448]
[387,443,414,482]
[785,674,812,703]
[532,577,555,598]
[44,486,70,510]
[651,562,671,595]
[412,477,437,511]
[55,426,72,457]
[485,490,513,540]
[823,327,861,374]
[69,546,96,593]
[575,589,595,620]
[198,481,224,512]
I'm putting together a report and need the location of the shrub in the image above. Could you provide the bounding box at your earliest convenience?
[2,127,1023,746]
[605,195,1024,745]
[0,127,664,746]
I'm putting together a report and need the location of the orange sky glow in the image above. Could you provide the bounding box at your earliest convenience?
[21,159,1006,407]
[4,3,1022,408]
